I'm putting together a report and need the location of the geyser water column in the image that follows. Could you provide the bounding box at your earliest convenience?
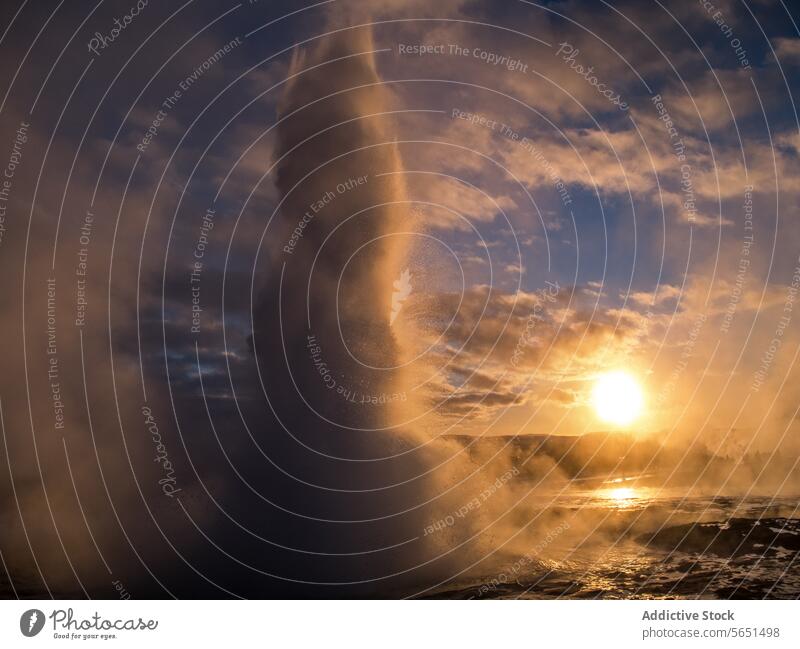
[250,26,444,589]
[263,24,410,445]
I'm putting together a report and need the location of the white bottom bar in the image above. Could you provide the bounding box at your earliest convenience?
[2,600,798,648]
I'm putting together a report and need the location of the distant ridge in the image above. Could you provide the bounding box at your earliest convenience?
[441,432,794,489]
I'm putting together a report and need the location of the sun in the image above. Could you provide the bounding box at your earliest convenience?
[591,370,644,426]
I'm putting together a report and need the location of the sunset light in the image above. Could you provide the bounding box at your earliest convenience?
[2,0,799,631]
[591,371,645,427]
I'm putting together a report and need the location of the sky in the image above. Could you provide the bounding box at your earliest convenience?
[0,0,799,598]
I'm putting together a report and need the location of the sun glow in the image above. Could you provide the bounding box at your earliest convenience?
[598,486,640,509]
[608,487,636,501]
[591,370,644,426]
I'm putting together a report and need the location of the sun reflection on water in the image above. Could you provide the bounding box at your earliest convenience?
[600,486,639,508]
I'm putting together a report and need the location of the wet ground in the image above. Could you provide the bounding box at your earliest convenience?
[428,492,800,599]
